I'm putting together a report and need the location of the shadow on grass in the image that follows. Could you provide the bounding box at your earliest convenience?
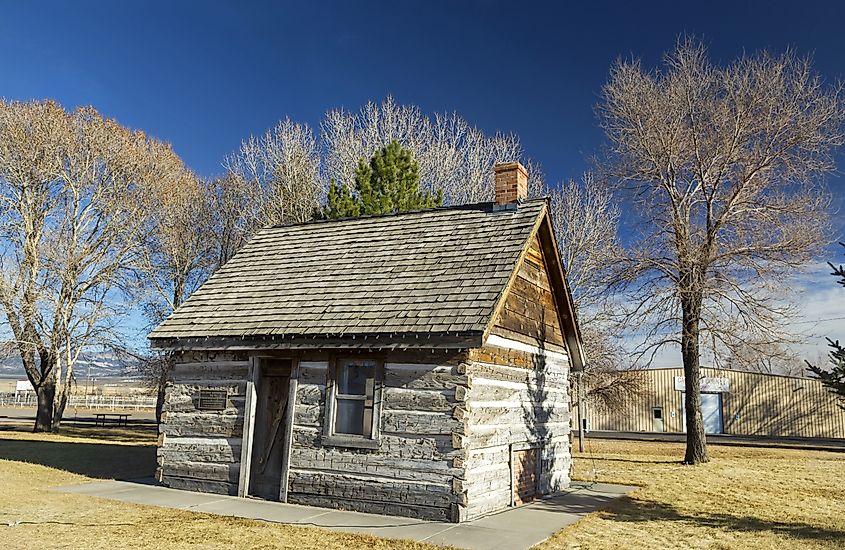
[584,457,680,465]
[533,492,621,515]
[601,496,845,543]
[0,422,157,443]
[0,432,157,480]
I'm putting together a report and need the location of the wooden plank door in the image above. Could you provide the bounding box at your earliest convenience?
[248,359,291,500]
[513,448,539,506]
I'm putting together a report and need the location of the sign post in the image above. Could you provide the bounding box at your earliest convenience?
[577,372,586,453]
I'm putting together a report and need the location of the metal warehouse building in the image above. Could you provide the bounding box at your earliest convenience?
[586,367,845,439]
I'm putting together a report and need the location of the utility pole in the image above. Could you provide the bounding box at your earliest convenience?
[577,371,586,453]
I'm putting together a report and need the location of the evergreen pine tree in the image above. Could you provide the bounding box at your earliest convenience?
[323,179,360,219]
[323,141,442,219]
[806,242,845,409]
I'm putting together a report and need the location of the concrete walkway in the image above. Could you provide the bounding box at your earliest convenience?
[55,479,635,550]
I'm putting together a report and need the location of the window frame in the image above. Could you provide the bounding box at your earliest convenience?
[322,355,384,449]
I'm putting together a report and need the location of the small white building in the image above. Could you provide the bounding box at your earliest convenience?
[14,380,34,397]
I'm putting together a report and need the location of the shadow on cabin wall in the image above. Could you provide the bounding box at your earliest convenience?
[520,306,563,499]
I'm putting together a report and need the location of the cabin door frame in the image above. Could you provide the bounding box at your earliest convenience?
[237,355,299,501]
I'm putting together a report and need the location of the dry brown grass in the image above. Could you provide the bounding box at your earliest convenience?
[0,427,442,550]
[540,439,845,550]
[2,426,842,550]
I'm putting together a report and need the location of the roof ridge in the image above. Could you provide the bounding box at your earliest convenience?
[266,197,548,230]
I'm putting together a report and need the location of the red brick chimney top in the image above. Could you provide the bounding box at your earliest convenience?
[494,162,528,206]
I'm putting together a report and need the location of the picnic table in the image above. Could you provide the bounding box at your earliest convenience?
[94,412,130,427]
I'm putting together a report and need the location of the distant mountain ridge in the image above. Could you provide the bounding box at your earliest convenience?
[0,351,140,380]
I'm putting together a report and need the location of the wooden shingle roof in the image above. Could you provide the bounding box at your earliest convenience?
[149,199,547,344]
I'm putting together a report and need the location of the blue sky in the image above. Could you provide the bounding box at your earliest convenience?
[1,0,844,363]
[3,1,844,187]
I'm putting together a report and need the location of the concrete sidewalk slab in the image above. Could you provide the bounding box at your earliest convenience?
[55,480,636,550]
[194,497,338,523]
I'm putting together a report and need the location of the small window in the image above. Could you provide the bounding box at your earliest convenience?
[653,407,663,420]
[324,357,382,447]
[335,360,375,435]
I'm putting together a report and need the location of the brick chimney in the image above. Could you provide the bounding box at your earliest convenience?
[494,162,528,206]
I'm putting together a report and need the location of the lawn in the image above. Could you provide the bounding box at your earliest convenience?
[0,426,440,550]
[542,439,844,550]
[0,426,842,549]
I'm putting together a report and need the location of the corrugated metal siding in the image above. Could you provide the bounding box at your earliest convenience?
[587,368,845,439]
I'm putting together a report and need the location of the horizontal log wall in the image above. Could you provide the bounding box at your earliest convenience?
[157,342,572,523]
[454,231,574,521]
[157,351,250,496]
[287,352,468,522]
[456,338,572,521]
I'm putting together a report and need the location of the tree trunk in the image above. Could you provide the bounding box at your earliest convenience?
[681,293,709,464]
[155,384,166,425]
[154,352,174,425]
[34,379,55,433]
[52,383,70,433]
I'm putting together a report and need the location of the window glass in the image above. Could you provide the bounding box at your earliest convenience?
[337,362,374,395]
[335,399,365,435]
[332,359,376,438]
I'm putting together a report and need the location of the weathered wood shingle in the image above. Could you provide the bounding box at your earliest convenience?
[149,200,546,341]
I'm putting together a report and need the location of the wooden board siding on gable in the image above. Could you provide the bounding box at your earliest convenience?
[492,233,565,350]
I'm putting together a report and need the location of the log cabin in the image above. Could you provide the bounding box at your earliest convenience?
[149,161,586,522]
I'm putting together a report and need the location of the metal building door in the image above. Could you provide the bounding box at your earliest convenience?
[682,393,724,434]
[652,407,665,432]
[700,393,724,434]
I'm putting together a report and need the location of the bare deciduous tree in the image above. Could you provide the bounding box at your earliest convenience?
[224,118,322,228]
[321,97,538,205]
[137,170,213,421]
[720,336,808,377]
[321,98,429,192]
[211,118,323,273]
[206,173,256,269]
[140,171,212,324]
[540,175,646,410]
[542,174,621,312]
[600,39,844,463]
[0,100,185,432]
[211,98,541,267]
